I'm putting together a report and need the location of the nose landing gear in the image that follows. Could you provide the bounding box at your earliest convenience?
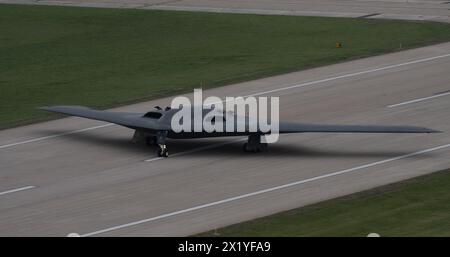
[155,130,169,157]
[157,144,169,157]
[133,130,169,157]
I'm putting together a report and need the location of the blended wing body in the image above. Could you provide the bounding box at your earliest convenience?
[40,105,439,157]
[40,105,438,134]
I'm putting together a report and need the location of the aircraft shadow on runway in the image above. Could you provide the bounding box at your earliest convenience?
[37,130,434,159]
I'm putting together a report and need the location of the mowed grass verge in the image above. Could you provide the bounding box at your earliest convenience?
[198,169,450,237]
[1,4,450,128]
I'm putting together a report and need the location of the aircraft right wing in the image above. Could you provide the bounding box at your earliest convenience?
[278,122,440,134]
[39,106,170,130]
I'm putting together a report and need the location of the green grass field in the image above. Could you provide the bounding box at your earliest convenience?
[198,169,450,237]
[1,4,450,128]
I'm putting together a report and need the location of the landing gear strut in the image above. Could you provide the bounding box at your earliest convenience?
[243,134,268,153]
[156,130,169,157]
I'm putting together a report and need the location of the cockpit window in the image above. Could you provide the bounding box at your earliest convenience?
[143,112,162,119]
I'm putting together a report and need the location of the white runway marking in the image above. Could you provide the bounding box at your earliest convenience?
[245,53,450,97]
[0,123,113,149]
[80,142,450,237]
[1,53,449,150]
[0,186,36,196]
[145,138,246,162]
[387,91,450,108]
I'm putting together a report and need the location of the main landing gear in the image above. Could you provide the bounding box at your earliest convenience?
[243,134,268,153]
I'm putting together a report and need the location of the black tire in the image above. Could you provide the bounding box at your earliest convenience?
[260,143,268,151]
[243,143,248,152]
[157,148,169,157]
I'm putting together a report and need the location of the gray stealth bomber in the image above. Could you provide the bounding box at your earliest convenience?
[40,105,439,157]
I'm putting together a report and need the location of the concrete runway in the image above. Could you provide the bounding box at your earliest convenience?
[1,0,449,23]
[0,43,450,236]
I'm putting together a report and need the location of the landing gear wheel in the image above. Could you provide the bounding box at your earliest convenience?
[157,145,169,157]
[243,143,258,152]
[243,143,267,153]
[260,143,268,151]
[157,148,169,157]
[243,137,268,153]
[243,143,249,152]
